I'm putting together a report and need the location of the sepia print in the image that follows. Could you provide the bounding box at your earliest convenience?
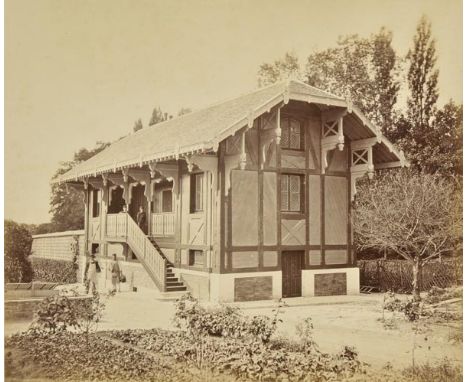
[5,0,462,381]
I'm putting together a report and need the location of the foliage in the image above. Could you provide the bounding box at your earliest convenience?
[29,291,112,337]
[257,52,302,87]
[133,118,143,132]
[177,107,192,116]
[29,295,82,333]
[31,257,77,283]
[4,219,34,283]
[108,327,365,381]
[355,170,462,300]
[424,286,462,305]
[5,331,188,382]
[174,293,283,343]
[401,358,462,382]
[295,317,320,353]
[49,141,110,232]
[149,106,165,126]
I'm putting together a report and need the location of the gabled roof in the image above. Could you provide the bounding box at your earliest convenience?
[57,80,407,183]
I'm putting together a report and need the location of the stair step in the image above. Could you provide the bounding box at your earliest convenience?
[166,281,184,287]
[165,285,187,292]
[166,276,178,282]
[166,272,175,277]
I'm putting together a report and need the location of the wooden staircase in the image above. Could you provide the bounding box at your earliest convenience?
[148,237,187,292]
[106,213,186,293]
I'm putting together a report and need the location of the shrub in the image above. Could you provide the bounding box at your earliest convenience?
[29,295,83,333]
[31,257,77,283]
[4,220,33,283]
[174,293,283,342]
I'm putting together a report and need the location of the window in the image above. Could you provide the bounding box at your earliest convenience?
[280,117,303,150]
[281,174,304,212]
[190,173,204,213]
[189,250,204,267]
[92,189,100,218]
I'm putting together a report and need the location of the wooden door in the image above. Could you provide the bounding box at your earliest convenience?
[282,251,303,297]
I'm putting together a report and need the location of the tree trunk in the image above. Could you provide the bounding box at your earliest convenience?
[412,257,422,302]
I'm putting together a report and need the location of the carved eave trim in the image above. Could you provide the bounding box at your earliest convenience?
[88,178,105,190]
[321,116,345,173]
[259,108,282,170]
[128,169,152,201]
[185,154,217,175]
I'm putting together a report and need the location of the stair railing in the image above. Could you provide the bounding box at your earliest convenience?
[107,213,166,291]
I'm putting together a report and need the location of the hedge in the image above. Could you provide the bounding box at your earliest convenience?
[31,257,78,284]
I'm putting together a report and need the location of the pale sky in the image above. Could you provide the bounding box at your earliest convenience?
[5,0,462,224]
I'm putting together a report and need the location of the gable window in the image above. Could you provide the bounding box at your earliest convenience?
[190,173,204,213]
[281,174,304,213]
[280,117,303,150]
[92,189,100,218]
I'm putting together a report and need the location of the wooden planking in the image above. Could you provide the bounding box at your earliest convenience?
[308,175,321,245]
[308,249,321,266]
[281,154,306,169]
[263,251,278,267]
[231,170,259,246]
[314,272,347,296]
[234,276,273,301]
[325,250,348,265]
[232,251,259,269]
[281,219,306,246]
[324,176,348,245]
[263,172,277,245]
[327,147,348,172]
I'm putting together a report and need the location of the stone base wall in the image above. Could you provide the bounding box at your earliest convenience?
[302,268,360,297]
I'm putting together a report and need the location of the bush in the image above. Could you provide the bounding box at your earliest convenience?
[30,291,112,337]
[174,293,283,342]
[4,220,33,283]
[31,257,77,283]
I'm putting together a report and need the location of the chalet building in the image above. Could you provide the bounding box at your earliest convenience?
[56,80,408,302]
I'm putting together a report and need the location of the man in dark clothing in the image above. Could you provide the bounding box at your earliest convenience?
[136,206,147,233]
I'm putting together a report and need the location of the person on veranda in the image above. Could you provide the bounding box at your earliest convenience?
[136,206,147,233]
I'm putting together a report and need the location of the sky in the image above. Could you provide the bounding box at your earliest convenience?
[5,0,463,224]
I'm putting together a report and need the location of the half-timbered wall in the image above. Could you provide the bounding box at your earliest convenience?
[220,101,352,275]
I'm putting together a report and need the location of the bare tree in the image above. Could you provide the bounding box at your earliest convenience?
[354,170,462,301]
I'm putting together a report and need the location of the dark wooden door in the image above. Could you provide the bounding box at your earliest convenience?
[282,251,303,297]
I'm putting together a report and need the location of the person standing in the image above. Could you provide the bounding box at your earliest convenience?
[136,206,146,233]
[87,254,100,294]
[110,253,121,292]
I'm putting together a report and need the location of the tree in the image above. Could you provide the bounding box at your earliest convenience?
[306,35,375,115]
[133,118,143,132]
[50,141,110,232]
[397,16,440,170]
[407,16,439,133]
[149,107,165,126]
[177,107,192,116]
[354,170,462,301]
[5,220,34,283]
[370,28,401,136]
[257,52,302,87]
[306,33,401,127]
